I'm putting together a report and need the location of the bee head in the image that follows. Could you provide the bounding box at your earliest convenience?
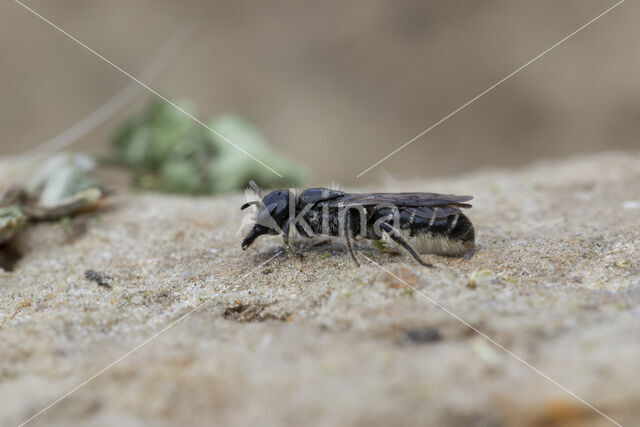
[241,187,292,250]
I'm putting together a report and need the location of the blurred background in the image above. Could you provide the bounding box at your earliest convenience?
[1,0,638,186]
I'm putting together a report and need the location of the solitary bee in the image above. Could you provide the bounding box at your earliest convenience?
[241,182,474,267]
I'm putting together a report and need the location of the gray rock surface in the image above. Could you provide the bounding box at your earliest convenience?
[1,152,639,426]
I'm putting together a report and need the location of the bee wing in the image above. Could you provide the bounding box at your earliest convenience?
[403,205,464,220]
[331,192,473,209]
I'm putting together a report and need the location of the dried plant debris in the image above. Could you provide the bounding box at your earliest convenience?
[85,269,112,289]
[0,206,26,244]
[112,99,307,194]
[467,269,493,289]
[223,302,289,322]
[1,153,107,221]
[0,153,109,262]
[614,259,633,269]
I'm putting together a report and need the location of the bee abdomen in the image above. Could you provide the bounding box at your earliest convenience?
[446,213,475,249]
[402,213,475,256]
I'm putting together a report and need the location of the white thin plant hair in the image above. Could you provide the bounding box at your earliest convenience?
[19,23,192,160]
[13,0,283,178]
[357,252,621,427]
[18,251,284,427]
[356,0,625,178]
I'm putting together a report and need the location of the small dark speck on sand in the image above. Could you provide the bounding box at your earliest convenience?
[85,269,112,289]
[404,327,442,344]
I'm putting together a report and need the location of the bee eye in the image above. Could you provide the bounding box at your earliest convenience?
[255,208,269,222]
[255,207,279,230]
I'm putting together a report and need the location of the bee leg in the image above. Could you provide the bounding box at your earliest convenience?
[379,222,434,268]
[282,219,303,259]
[282,218,293,251]
[344,213,360,267]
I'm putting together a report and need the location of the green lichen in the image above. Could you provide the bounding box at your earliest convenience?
[112,100,307,194]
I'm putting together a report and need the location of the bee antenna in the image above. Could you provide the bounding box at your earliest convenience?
[249,180,263,197]
[240,200,261,210]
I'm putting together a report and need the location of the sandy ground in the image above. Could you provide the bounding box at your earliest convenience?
[0,151,639,427]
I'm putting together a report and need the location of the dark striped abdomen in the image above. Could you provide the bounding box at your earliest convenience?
[401,212,475,256]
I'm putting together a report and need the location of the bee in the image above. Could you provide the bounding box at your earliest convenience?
[241,181,474,267]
